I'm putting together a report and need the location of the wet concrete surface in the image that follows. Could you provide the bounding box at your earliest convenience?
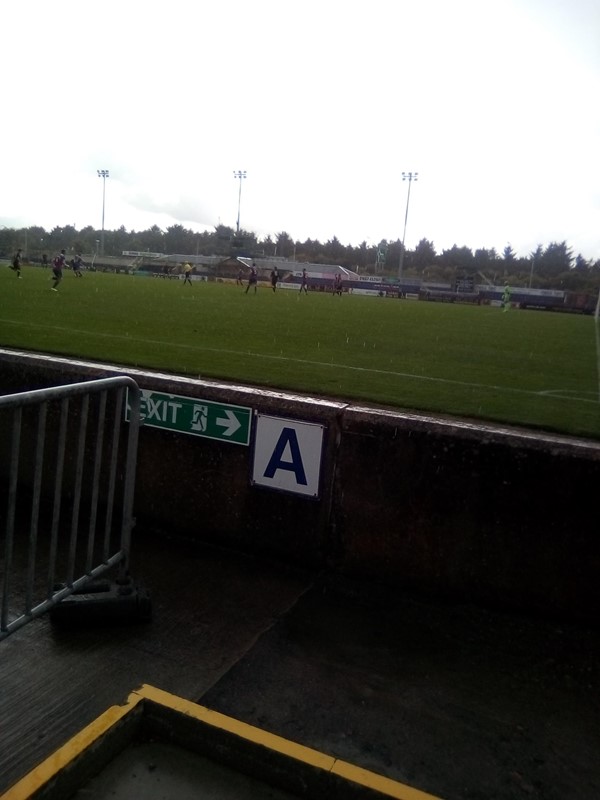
[1,531,599,800]
[70,740,299,800]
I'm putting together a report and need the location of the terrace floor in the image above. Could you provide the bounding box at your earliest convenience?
[1,530,599,800]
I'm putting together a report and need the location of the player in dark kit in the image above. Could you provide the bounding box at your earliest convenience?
[51,249,66,291]
[270,267,279,292]
[72,254,84,277]
[245,263,258,294]
[300,268,308,294]
[10,249,22,278]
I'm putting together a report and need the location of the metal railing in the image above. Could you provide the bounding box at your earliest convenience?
[0,377,140,640]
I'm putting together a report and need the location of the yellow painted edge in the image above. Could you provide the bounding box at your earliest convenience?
[332,759,444,800]
[1,683,445,800]
[135,684,444,800]
[0,692,144,800]
[133,684,335,771]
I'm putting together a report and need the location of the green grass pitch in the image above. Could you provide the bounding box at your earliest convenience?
[1,266,599,439]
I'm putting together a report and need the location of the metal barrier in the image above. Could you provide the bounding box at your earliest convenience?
[0,377,140,640]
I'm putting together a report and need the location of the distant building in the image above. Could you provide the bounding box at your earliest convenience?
[235,257,359,280]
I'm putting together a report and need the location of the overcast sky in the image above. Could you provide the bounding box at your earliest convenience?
[2,0,599,260]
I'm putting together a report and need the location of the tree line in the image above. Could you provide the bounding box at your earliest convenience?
[2,222,599,294]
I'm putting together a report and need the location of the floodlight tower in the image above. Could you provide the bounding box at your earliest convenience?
[97,169,109,256]
[398,171,418,284]
[233,170,247,235]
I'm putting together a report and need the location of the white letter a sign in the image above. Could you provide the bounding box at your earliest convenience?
[252,415,324,497]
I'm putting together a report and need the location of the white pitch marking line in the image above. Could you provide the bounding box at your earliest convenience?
[1,319,598,406]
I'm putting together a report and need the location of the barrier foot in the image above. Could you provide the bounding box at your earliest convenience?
[49,576,152,628]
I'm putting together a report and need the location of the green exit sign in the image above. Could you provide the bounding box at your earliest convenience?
[126,389,252,446]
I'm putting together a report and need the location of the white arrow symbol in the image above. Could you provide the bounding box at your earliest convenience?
[216,410,242,437]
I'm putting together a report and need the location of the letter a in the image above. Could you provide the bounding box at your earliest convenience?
[264,427,307,485]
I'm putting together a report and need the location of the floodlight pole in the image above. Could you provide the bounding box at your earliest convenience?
[97,169,109,256]
[529,255,535,288]
[233,170,247,235]
[398,171,418,284]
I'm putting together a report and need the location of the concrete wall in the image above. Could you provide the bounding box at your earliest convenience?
[1,349,599,624]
